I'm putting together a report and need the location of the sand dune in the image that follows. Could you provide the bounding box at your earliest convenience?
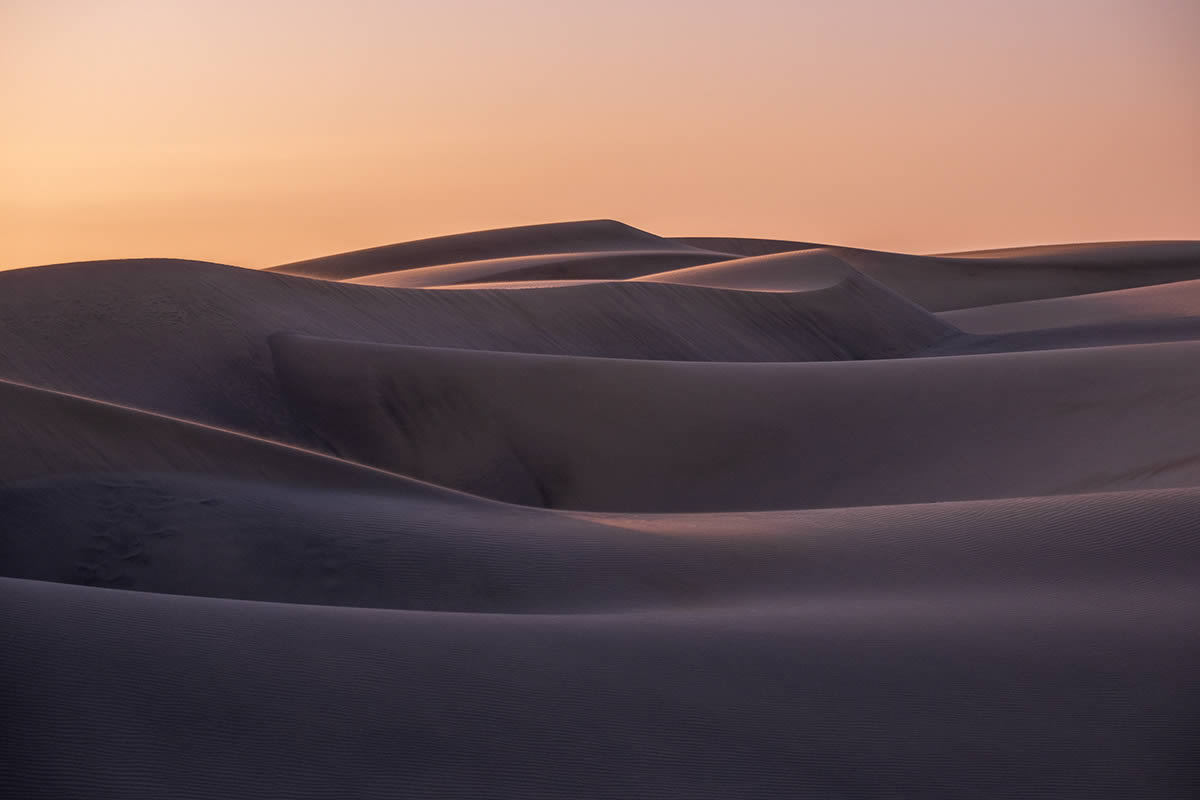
[937,240,1197,259]
[670,235,827,256]
[4,222,1200,797]
[4,470,1198,612]
[4,575,1195,798]
[0,377,414,491]
[272,335,1200,511]
[832,240,1200,310]
[275,223,1200,311]
[268,219,717,280]
[638,244,1200,304]
[942,275,1200,333]
[634,248,855,291]
[0,257,954,445]
[346,249,731,288]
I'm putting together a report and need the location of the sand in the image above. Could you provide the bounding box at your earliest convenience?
[3,221,1199,797]
[267,219,719,280]
[270,335,1200,511]
[941,275,1200,333]
[346,250,734,288]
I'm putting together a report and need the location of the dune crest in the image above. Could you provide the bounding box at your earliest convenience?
[267,219,718,280]
[346,249,732,287]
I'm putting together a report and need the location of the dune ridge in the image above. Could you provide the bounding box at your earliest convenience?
[0,376,423,492]
[345,249,733,288]
[267,219,718,280]
[669,236,827,256]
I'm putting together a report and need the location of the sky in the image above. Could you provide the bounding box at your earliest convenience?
[2,0,1198,269]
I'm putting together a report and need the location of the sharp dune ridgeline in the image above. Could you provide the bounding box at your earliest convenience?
[3,220,1200,798]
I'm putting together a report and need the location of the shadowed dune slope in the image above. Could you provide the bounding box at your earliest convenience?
[923,316,1200,358]
[273,336,1200,511]
[346,250,731,288]
[0,259,955,445]
[267,219,717,279]
[4,575,1197,799]
[3,471,1199,614]
[0,377,416,492]
[831,241,1200,311]
[942,276,1200,333]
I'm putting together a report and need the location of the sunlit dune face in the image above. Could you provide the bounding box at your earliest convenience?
[2,0,1198,269]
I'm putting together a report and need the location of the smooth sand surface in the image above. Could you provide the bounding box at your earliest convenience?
[0,257,955,446]
[268,219,718,280]
[942,275,1200,333]
[346,250,732,288]
[271,335,1200,511]
[3,222,1199,797]
[0,377,416,491]
[832,241,1200,310]
[634,248,855,291]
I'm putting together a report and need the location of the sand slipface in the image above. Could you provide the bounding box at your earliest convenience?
[2,222,1200,798]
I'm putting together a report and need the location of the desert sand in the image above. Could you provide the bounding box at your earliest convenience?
[3,220,1199,798]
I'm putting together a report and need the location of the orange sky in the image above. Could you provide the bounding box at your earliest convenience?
[3,0,1198,269]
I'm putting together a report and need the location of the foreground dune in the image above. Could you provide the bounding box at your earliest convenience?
[4,575,1195,798]
[3,222,1199,798]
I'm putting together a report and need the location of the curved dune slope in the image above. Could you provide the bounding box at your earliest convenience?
[0,377,416,492]
[4,574,1196,798]
[942,276,1200,333]
[831,241,1200,310]
[634,248,856,291]
[267,219,717,279]
[3,471,1197,613]
[274,336,1200,511]
[0,259,954,446]
[346,249,731,288]
[937,240,1196,258]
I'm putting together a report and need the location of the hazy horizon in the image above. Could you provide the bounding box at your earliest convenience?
[4,0,1198,269]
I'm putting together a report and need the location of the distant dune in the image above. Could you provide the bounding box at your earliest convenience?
[941,274,1200,333]
[346,249,733,287]
[3,221,1199,798]
[670,235,827,256]
[267,219,716,280]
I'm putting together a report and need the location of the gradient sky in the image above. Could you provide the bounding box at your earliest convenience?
[3,0,1198,269]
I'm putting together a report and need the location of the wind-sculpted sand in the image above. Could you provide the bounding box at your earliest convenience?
[3,221,1199,798]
